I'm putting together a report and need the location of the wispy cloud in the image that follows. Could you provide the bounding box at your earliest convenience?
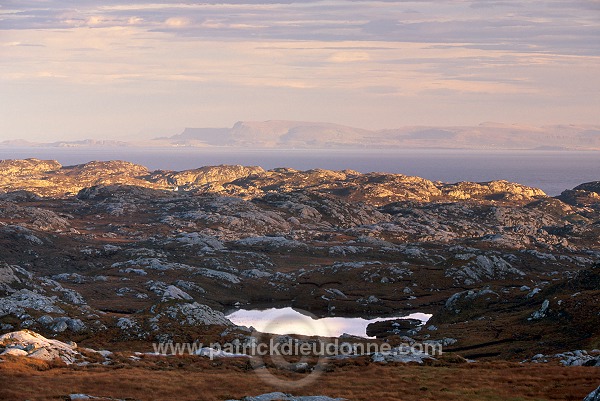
[0,0,599,140]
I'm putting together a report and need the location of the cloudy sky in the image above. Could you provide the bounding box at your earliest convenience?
[1,0,599,141]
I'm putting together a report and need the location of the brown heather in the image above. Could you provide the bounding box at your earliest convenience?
[0,357,598,401]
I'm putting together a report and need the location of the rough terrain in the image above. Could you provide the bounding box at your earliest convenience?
[0,158,598,400]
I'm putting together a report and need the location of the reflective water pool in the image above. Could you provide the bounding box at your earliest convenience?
[226,307,432,338]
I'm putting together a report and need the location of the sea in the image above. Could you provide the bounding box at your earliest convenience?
[1,147,598,196]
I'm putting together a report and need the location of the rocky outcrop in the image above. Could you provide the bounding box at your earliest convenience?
[0,263,23,291]
[68,395,127,401]
[225,393,346,401]
[0,201,70,231]
[76,184,177,200]
[558,181,600,206]
[221,169,443,204]
[434,288,501,322]
[0,158,61,177]
[526,350,600,366]
[150,302,234,337]
[0,330,79,363]
[62,160,149,177]
[148,165,264,189]
[584,386,600,401]
[572,182,600,194]
[0,159,159,197]
[215,170,545,205]
[371,344,435,364]
[366,318,421,338]
[441,180,546,201]
[0,190,42,202]
[446,255,525,285]
[0,289,65,317]
[0,158,547,203]
[162,302,233,326]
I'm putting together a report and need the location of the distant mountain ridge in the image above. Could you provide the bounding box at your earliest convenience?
[3,121,600,150]
[162,121,600,150]
[0,139,129,148]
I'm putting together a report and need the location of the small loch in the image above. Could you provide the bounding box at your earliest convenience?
[226,307,432,338]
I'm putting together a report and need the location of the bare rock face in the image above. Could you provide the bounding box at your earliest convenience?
[149,165,264,189]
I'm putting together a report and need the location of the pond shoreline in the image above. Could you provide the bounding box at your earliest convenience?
[225,307,432,338]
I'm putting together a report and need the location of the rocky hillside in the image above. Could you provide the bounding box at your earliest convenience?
[0,158,545,202]
[0,158,598,360]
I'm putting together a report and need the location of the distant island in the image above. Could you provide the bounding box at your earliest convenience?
[2,121,600,150]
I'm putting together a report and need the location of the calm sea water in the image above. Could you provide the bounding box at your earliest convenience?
[1,147,598,196]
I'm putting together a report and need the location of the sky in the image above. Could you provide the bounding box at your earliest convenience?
[0,0,599,141]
